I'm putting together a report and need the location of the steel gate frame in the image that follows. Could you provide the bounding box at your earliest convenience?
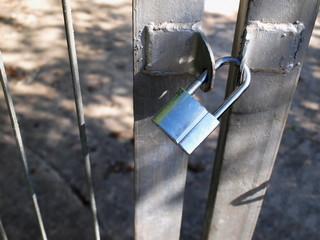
[133,0,320,240]
[204,1,320,239]
[0,0,319,239]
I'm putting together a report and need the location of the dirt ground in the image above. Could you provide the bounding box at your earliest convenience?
[0,0,319,239]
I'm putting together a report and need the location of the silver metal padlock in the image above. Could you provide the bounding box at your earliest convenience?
[152,56,251,154]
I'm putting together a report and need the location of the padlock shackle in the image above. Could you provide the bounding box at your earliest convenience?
[186,56,251,119]
[213,56,251,119]
[215,56,241,70]
[187,70,208,95]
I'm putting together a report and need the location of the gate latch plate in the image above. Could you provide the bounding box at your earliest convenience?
[143,22,215,92]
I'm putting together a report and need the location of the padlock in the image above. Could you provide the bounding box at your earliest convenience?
[152,56,251,154]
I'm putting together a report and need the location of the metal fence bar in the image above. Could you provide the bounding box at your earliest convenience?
[60,1,100,239]
[203,0,320,239]
[133,0,206,239]
[0,52,48,240]
[0,218,8,240]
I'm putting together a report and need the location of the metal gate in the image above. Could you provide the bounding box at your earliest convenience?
[0,0,319,239]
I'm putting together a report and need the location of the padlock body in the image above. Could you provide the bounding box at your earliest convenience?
[152,89,219,154]
[179,112,219,154]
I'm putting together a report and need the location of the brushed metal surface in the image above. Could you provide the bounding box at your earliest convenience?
[133,0,206,239]
[204,1,320,240]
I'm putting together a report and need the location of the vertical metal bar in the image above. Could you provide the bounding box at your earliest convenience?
[0,218,8,240]
[60,1,100,240]
[0,53,48,240]
[133,0,205,239]
[203,0,320,239]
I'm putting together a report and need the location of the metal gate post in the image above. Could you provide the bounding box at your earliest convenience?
[203,0,320,239]
[133,1,208,239]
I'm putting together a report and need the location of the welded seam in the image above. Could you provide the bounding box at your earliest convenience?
[243,21,305,74]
